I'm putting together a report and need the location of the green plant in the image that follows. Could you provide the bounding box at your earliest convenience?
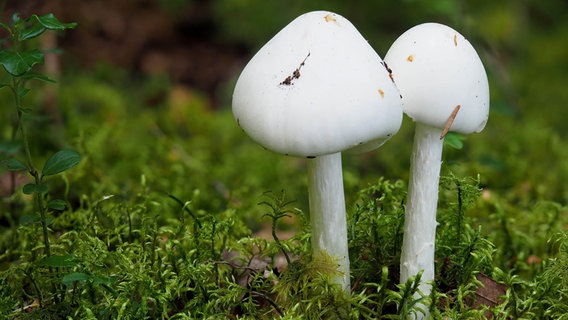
[349,178,406,285]
[259,190,295,266]
[0,12,78,309]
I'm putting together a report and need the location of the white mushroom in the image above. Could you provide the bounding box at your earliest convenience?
[233,11,402,292]
[384,22,489,315]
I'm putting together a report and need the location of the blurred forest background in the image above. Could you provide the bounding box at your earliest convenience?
[3,0,566,112]
[2,0,568,223]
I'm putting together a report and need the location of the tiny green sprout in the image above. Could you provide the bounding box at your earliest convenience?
[259,190,295,266]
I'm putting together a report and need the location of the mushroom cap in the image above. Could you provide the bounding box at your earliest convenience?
[232,11,402,157]
[384,22,489,134]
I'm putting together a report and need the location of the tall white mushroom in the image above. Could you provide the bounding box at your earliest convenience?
[384,22,489,315]
[233,11,402,292]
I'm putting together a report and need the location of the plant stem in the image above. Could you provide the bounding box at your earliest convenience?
[35,175,51,258]
[456,180,463,247]
[20,267,43,308]
[12,78,51,258]
[271,213,291,266]
[306,152,350,293]
[13,80,34,171]
[400,123,444,317]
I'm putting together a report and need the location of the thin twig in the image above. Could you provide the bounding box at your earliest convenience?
[440,105,461,139]
[249,290,284,316]
[204,260,261,272]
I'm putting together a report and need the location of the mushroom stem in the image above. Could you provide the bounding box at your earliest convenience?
[307,152,350,293]
[401,123,444,312]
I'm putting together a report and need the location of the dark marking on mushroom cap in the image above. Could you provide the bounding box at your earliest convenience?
[381,61,395,83]
[280,52,311,86]
[381,61,393,74]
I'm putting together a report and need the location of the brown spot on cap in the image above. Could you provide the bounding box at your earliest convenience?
[324,14,336,22]
[378,89,385,98]
[407,54,414,62]
[454,34,458,46]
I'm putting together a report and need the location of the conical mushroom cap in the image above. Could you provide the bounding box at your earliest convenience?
[384,22,489,134]
[232,11,402,157]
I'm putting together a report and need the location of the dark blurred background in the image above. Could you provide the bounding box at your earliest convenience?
[2,0,566,116]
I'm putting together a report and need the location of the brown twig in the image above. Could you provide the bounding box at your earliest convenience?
[440,105,461,139]
[205,259,260,272]
[249,291,284,316]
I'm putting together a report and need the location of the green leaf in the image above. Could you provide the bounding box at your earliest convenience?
[18,22,45,41]
[22,184,34,194]
[0,141,21,155]
[22,182,49,194]
[0,22,12,34]
[47,199,67,211]
[19,213,41,226]
[17,14,76,41]
[92,275,113,285]
[2,158,28,171]
[62,272,91,286]
[19,213,53,226]
[443,132,466,150]
[12,13,21,24]
[62,272,113,287]
[19,71,56,83]
[42,150,80,177]
[39,254,80,267]
[33,13,77,30]
[0,49,44,76]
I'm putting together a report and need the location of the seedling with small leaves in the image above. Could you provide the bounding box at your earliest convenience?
[0,12,78,308]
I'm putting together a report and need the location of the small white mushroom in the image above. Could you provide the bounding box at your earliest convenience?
[233,11,402,292]
[384,22,489,317]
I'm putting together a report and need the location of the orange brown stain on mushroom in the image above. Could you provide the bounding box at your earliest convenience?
[324,14,336,22]
[378,89,385,98]
[407,54,414,62]
[454,34,458,46]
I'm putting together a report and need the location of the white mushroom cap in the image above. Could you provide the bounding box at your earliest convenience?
[232,11,402,157]
[384,22,489,134]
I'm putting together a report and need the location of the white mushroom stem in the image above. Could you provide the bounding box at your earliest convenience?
[401,123,444,303]
[307,152,350,293]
